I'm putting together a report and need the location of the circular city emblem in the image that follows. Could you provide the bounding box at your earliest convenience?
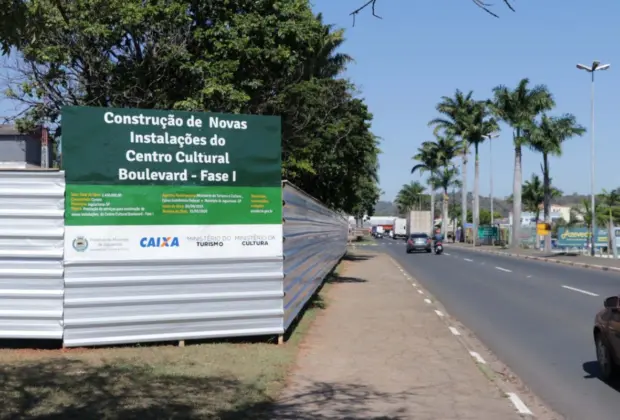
[72,236,89,252]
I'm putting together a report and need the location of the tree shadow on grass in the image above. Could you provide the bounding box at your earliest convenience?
[0,359,410,420]
[0,358,270,420]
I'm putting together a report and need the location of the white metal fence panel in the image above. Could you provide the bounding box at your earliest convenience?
[63,257,283,347]
[0,170,64,339]
[282,181,348,330]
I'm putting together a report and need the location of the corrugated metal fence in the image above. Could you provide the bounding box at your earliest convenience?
[0,170,65,339]
[282,182,348,330]
[0,172,347,346]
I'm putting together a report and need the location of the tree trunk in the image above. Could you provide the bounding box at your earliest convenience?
[543,153,552,252]
[511,137,523,249]
[473,142,480,246]
[442,189,449,238]
[430,187,435,235]
[460,151,468,242]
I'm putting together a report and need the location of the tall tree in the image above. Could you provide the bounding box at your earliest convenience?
[521,173,562,225]
[429,89,474,241]
[412,143,441,234]
[395,181,427,214]
[461,100,499,244]
[430,134,462,235]
[527,113,585,251]
[0,0,381,216]
[490,78,555,248]
[428,166,461,237]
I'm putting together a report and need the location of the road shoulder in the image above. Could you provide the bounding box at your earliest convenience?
[272,251,533,419]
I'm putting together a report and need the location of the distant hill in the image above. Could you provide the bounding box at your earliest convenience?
[375,191,591,217]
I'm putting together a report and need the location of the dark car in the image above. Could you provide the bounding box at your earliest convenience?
[406,233,432,254]
[593,295,620,380]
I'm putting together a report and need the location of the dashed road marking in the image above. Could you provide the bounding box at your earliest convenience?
[464,258,473,262]
[417,289,424,294]
[424,298,432,304]
[469,351,486,364]
[526,275,532,278]
[506,392,533,415]
[434,310,444,317]
[449,326,461,336]
[495,266,512,272]
[562,285,599,296]
[444,252,451,256]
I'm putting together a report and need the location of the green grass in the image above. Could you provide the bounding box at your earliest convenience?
[0,268,340,420]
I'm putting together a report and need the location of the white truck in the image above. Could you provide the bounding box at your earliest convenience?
[406,210,432,236]
[392,217,407,239]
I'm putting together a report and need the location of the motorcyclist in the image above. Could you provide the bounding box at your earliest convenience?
[432,228,444,249]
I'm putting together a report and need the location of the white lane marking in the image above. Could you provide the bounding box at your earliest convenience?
[562,285,599,297]
[412,283,417,286]
[495,266,512,272]
[417,289,424,294]
[444,252,451,256]
[469,351,486,364]
[434,310,444,317]
[526,275,532,278]
[506,392,533,415]
[449,327,461,336]
[464,258,473,262]
[424,298,432,304]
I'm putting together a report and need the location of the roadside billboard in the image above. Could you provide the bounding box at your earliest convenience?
[557,227,608,248]
[62,106,282,262]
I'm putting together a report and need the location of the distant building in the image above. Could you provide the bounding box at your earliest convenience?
[0,124,52,169]
[509,209,566,226]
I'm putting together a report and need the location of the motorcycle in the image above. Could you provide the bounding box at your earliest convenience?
[434,241,443,255]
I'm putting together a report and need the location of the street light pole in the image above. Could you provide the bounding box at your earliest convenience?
[485,133,499,224]
[483,132,499,245]
[577,61,610,256]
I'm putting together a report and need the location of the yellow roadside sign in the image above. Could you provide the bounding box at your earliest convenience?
[537,222,550,235]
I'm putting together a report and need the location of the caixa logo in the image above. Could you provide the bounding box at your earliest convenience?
[140,236,180,248]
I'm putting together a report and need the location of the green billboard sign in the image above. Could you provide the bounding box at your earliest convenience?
[62,106,282,262]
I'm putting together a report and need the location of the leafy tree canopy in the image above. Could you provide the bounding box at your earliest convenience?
[0,0,380,215]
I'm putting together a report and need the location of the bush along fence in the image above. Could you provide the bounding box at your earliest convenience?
[0,106,347,347]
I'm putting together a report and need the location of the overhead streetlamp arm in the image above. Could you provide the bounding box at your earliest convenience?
[577,63,592,71]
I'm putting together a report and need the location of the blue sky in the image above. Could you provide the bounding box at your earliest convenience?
[1,1,617,202]
[311,0,620,201]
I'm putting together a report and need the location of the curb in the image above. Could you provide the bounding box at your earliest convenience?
[451,246,620,274]
[387,256,537,417]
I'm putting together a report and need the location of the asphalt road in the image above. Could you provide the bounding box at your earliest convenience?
[373,237,620,420]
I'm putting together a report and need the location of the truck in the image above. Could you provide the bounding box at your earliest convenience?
[371,225,385,238]
[406,210,432,236]
[392,217,407,239]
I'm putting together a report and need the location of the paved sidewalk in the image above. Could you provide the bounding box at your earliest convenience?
[448,242,620,273]
[272,252,523,420]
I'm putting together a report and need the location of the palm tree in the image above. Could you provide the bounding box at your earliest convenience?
[429,89,474,240]
[412,143,441,234]
[305,14,353,79]
[527,113,586,251]
[395,181,426,214]
[428,166,462,237]
[522,173,562,224]
[490,78,555,248]
[571,199,607,248]
[460,100,499,243]
[522,174,545,223]
[431,134,463,235]
[598,188,620,250]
